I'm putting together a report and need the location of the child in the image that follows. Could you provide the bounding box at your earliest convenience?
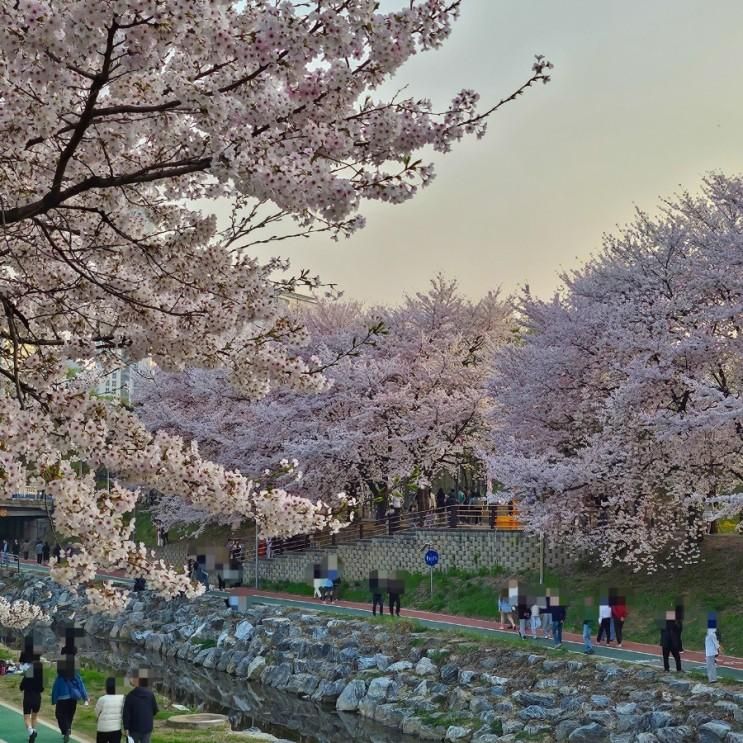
[582,597,595,654]
[705,626,721,683]
[530,600,541,639]
[583,619,594,654]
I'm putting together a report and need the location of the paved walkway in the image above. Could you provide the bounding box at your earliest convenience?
[0,700,88,743]
[231,587,743,681]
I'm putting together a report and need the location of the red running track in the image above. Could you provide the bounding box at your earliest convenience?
[231,587,743,672]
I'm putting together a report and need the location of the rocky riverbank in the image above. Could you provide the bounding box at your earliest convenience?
[2,576,743,742]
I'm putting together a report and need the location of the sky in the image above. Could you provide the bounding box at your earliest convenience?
[241,0,743,304]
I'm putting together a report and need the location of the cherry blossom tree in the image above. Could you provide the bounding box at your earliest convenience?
[0,0,551,619]
[139,277,512,527]
[488,174,743,572]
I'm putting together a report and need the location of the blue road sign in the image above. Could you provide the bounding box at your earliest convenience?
[424,549,439,567]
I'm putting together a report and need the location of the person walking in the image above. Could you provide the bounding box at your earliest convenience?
[516,599,530,640]
[498,590,516,630]
[540,594,553,641]
[22,538,31,561]
[660,611,683,672]
[123,674,159,743]
[388,578,402,617]
[12,538,20,558]
[1,539,9,566]
[52,658,89,743]
[530,599,541,639]
[42,541,50,563]
[705,624,722,683]
[446,490,458,528]
[611,596,627,648]
[20,659,44,742]
[551,598,565,647]
[486,489,498,529]
[95,677,124,743]
[34,540,43,565]
[597,597,612,644]
[370,571,384,616]
[582,598,595,654]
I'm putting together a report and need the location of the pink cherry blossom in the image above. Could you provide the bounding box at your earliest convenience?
[0,1,550,623]
[487,174,743,572]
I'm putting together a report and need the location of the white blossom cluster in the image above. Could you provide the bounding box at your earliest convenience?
[0,0,550,625]
[0,597,48,630]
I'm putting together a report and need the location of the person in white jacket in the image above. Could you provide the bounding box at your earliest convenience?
[95,677,124,743]
[705,627,722,683]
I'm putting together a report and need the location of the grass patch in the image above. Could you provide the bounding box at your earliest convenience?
[262,537,743,655]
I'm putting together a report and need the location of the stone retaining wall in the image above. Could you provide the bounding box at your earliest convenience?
[243,529,575,585]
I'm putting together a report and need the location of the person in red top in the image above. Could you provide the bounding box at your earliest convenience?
[610,594,628,648]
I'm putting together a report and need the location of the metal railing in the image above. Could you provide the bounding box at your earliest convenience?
[254,503,521,559]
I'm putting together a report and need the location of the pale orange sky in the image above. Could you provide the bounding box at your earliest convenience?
[231,0,743,303]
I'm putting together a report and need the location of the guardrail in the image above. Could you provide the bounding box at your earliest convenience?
[254,503,521,559]
[0,553,21,574]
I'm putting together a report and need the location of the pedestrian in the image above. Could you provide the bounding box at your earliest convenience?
[1,539,9,565]
[540,593,553,640]
[660,611,682,672]
[530,599,541,639]
[12,538,20,557]
[35,540,43,565]
[611,595,627,648]
[582,597,595,654]
[22,538,30,561]
[705,626,721,683]
[42,541,50,563]
[52,656,89,743]
[123,673,159,743]
[370,571,384,616]
[193,562,209,591]
[95,676,124,743]
[597,597,612,644]
[516,598,530,640]
[53,544,62,562]
[486,489,498,529]
[498,590,516,630]
[388,577,402,617]
[20,657,44,742]
[446,490,458,528]
[551,598,565,647]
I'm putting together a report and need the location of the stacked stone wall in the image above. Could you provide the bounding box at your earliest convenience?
[243,529,576,585]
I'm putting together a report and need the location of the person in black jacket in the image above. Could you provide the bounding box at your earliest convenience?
[20,651,43,743]
[660,611,683,672]
[123,674,159,743]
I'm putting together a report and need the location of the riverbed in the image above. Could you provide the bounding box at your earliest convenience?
[12,634,420,743]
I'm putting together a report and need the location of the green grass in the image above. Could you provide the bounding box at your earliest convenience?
[131,506,158,546]
[262,536,743,656]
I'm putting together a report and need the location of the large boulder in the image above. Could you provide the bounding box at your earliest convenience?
[366,676,398,703]
[336,680,367,712]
